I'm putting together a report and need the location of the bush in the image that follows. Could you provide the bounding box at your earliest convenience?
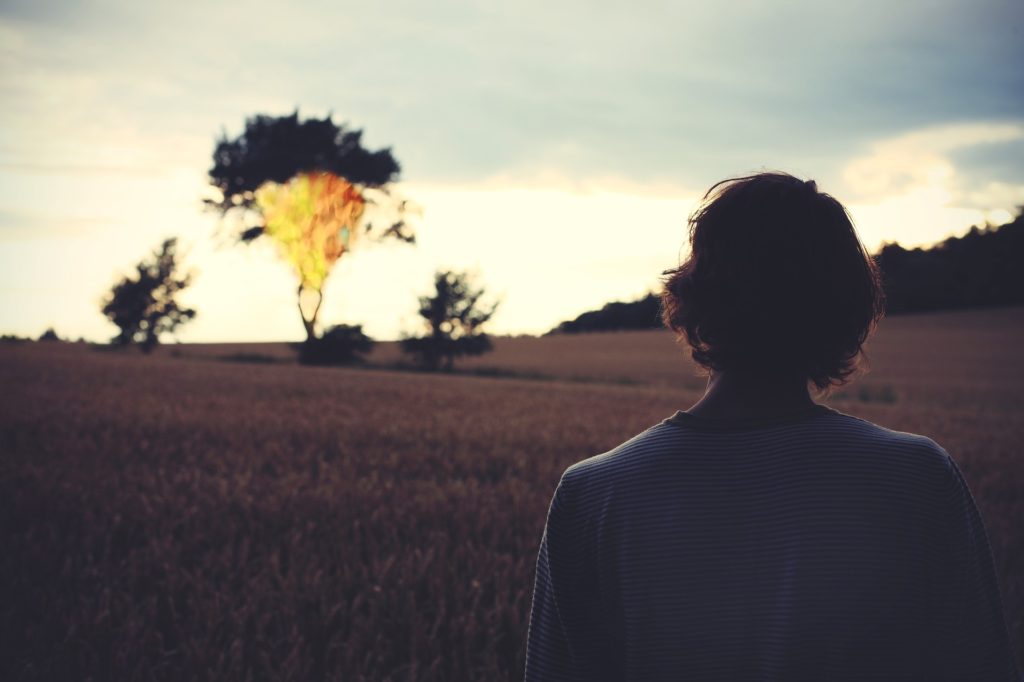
[401,270,499,371]
[1,333,29,344]
[297,324,374,366]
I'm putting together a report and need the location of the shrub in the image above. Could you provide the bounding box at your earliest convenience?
[297,324,375,366]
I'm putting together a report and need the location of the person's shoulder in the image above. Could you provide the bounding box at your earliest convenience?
[816,405,954,469]
[561,421,682,484]
[819,405,945,449]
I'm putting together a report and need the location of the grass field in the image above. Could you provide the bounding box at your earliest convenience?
[2,306,1022,679]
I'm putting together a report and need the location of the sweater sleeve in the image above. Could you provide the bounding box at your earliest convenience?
[524,475,582,682]
[928,452,1022,681]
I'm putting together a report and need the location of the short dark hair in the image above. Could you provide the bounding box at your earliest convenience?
[661,172,885,391]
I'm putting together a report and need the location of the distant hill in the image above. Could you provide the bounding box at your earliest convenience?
[548,211,1024,333]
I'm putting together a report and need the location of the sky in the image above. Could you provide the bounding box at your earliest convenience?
[1,0,1022,342]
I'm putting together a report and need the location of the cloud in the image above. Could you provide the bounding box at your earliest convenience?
[3,0,1022,188]
[0,207,111,240]
[2,0,1023,340]
[841,122,1024,200]
[839,122,1024,249]
[0,161,168,176]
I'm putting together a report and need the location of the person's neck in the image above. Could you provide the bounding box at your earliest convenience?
[685,370,815,420]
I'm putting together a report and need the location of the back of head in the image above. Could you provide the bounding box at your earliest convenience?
[661,171,885,392]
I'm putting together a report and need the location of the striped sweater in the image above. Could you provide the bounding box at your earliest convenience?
[525,403,1021,681]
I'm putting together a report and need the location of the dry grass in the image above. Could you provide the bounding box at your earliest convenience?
[176,306,1024,407]
[2,305,1022,679]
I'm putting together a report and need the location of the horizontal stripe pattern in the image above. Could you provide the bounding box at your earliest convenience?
[525,405,1021,681]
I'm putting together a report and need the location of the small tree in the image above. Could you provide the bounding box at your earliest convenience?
[102,237,196,352]
[206,111,415,343]
[401,270,499,371]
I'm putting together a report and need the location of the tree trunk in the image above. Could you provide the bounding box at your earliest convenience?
[298,285,324,343]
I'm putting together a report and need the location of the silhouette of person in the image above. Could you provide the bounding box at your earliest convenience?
[524,172,1021,681]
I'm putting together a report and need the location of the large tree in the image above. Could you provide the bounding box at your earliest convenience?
[101,237,196,352]
[207,111,414,342]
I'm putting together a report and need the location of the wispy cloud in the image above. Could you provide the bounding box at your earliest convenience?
[3,0,1022,186]
[842,122,1024,201]
[0,208,111,239]
[838,122,1024,249]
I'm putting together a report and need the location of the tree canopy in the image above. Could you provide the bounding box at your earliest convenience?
[207,111,401,238]
[206,111,415,343]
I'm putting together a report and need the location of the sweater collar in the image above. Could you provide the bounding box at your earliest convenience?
[665,403,836,432]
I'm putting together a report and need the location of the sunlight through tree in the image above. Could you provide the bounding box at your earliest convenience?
[207,111,416,342]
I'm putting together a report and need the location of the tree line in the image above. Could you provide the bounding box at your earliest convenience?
[875,212,1024,313]
[548,210,1024,334]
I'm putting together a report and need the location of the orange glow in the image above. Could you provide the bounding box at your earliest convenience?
[254,172,367,291]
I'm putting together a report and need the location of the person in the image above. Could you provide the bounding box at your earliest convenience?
[524,172,1021,681]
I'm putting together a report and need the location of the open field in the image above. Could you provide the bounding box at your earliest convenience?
[176,305,1024,410]
[2,306,1023,679]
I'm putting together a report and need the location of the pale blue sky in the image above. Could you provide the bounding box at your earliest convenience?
[1,0,1022,341]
